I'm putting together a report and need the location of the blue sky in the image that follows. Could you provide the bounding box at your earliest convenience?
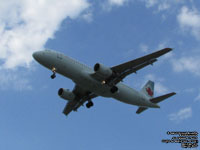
[0,0,199,150]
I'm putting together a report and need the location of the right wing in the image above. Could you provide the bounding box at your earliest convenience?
[110,48,172,85]
[62,85,98,116]
[91,48,172,86]
[111,48,172,73]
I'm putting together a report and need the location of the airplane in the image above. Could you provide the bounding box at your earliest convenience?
[32,48,176,116]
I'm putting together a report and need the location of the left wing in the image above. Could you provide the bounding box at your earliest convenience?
[63,99,79,116]
[62,85,98,116]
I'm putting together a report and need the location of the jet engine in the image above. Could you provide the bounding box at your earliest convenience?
[110,86,118,93]
[58,88,75,101]
[94,63,113,78]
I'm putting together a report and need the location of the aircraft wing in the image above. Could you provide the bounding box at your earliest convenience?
[63,99,79,116]
[111,48,172,73]
[110,48,172,84]
[62,85,98,116]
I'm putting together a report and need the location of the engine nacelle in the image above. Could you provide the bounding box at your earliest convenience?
[110,86,118,93]
[94,63,113,78]
[58,88,75,101]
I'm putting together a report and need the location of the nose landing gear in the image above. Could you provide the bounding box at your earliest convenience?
[86,101,94,108]
[51,67,56,79]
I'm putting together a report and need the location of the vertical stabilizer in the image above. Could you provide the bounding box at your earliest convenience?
[141,80,154,98]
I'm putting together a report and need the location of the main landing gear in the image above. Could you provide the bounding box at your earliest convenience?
[86,101,94,108]
[51,67,56,79]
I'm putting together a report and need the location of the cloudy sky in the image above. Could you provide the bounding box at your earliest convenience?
[0,0,199,150]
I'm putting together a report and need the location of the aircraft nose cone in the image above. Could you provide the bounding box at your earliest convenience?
[32,51,38,59]
[32,51,41,61]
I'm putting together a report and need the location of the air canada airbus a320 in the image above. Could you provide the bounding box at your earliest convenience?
[33,48,176,116]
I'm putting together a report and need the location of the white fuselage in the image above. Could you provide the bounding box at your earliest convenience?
[33,50,159,108]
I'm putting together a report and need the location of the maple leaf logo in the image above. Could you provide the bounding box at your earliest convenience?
[146,87,153,96]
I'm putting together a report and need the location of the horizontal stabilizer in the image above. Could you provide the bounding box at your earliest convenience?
[136,107,148,114]
[150,92,176,104]
[136,92,176,114]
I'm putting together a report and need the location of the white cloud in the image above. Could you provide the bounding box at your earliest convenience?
[108,0,129,6]
[144,74,169,95]
[155,82,169,96]
[0,0,90,69]
[82,11,93,22]
[139,44,149,53]
[142,0,186,12]
[194,92,200,102]
[157,41,168,50]
[0,69,32,91]
[169,107,192,123]
[177,6,200,40]
[102,0,129,11]
[171,56,200,76]
[184,88,195,93]
[143,0,158,8]
[158,2,170,11]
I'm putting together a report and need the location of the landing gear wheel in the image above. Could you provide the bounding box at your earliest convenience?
[51,67,56,79]
[51,73,56,79]
[86,101,94,108]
